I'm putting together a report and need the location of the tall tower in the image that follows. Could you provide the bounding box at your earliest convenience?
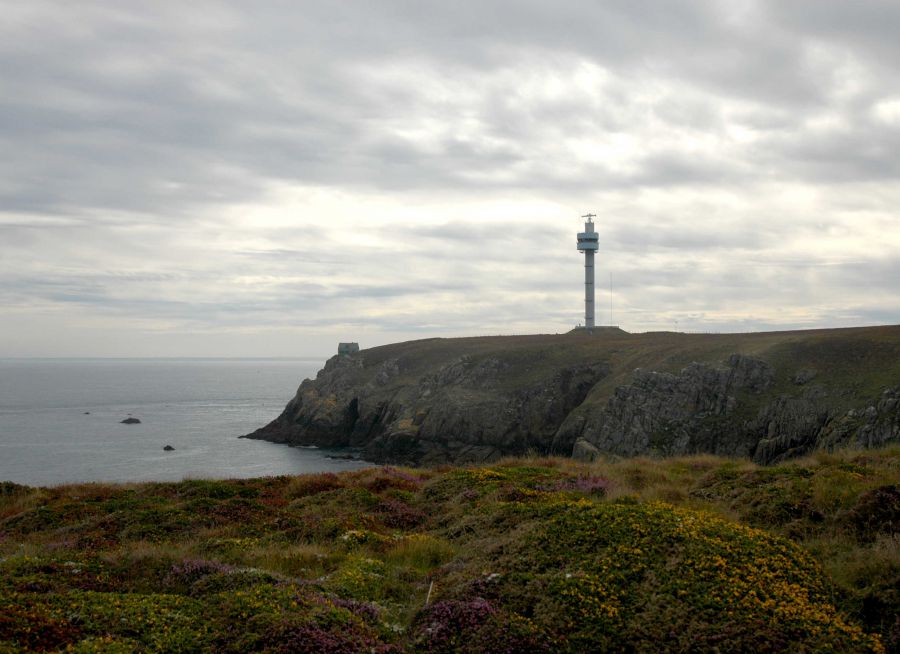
[577,213,598,328]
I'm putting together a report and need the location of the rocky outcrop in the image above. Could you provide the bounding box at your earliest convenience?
[811,388,900,452]
[570,355,775,460]
[752,390,835,463]
[244,348,609,465]
[245,329,900,466]
[749,388,900,463]
[571,360,900,465]
[572,438,602,462]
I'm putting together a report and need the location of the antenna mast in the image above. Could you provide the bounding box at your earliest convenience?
[609,272,613,326]
[576,213,599,329]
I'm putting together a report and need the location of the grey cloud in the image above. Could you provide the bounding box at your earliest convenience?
[5,0,899,220]
[769,0,900,68]
[628,151,747,188]
[405,221,562,244]
[608,257,900,314]
[607,222,768,252]
[1,2,899,355]
[766,122,900,183]
[235,250,349,266]
[845,305,900,326]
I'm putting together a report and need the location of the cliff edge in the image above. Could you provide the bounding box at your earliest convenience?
[243,325,900,465]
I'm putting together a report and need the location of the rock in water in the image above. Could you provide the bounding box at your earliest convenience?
[163,445,175,451]
[120,417,141,424]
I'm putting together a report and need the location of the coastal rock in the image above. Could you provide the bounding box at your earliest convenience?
[244,338,610,465]
[163,445,175,451]
[856,388,900,448]
[578,355,774,459]
[243,328,900,466]
[747,387,900,463]
[578,371,900,465]
[572,437,602,462]
[753,390,834,463]
[121,417,141,424]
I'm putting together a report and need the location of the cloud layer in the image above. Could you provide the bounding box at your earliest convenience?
[1,1,898,356]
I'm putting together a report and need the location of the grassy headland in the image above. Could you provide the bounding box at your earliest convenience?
[246,324,900,465]
[1,447,897,652]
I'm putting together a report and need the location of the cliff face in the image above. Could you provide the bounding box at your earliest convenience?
[561,354,776,460]
[244,326,900,465]
[246,339,609,464]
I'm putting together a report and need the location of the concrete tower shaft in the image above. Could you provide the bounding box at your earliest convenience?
[576,216,599,328]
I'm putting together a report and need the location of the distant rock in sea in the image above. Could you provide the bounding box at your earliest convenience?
[121,417,141,424]
[83,411,90,415]
[163,445,175,451]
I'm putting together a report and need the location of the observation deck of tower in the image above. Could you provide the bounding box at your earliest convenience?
[576,213,599,329]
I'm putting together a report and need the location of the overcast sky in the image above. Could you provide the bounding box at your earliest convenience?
[2,1,899,358]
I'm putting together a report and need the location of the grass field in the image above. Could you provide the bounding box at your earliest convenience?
[344,324,900,403]
[1,446,897,652]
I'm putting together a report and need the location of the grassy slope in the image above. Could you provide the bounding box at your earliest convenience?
[1,447,897,653]
[329,325,900,418]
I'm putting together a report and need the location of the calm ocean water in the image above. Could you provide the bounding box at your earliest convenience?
[0,358,372,487]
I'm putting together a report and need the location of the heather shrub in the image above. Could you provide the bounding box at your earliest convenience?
[375,497,427,528]
[411,599,552,653]
[0,451,894,652]
[175,479,260,500]
[843,484,899,542]
[260,622,402,654]
[190,568,283,595]
[165,558,236,587]
[362,467,425,493]
[286,472,344,498]
[0,483,46,522]
[340,528,391,550]
[328,596,382,624]
[537,474,611,495]
[0,601,83,651]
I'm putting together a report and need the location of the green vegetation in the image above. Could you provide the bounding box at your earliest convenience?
[351,324,900,409]
[1,447,897,652]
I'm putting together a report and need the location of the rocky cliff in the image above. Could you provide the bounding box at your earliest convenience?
[244,326,900,465]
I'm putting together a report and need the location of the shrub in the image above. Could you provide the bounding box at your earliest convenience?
[411,599,552,653]
[164,558,236,590]
[374,498,427,529]
[505,500,884,652]
[328,556,387,600]
[286,473,344,498]
[844,485,900,543]
[537,475,611,495]
[261,622,401,654]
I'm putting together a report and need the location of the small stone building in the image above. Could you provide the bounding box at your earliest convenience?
[337,342,359,356]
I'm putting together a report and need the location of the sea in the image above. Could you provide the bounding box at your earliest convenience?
[0,358,372,487]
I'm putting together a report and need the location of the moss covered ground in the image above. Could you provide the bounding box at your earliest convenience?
[1,447,897,652]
